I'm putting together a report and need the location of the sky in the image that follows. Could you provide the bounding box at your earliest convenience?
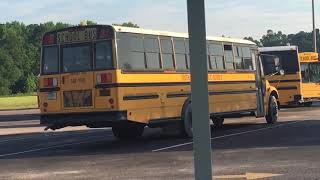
[0,0,318,39]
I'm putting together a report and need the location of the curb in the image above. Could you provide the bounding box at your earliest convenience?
[0,108,39,112]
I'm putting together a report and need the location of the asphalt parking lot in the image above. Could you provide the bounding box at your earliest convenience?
[1,106,320,180]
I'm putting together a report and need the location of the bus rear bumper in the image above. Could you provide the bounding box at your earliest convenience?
[40,111,127,130]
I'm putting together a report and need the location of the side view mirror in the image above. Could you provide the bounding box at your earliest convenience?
[274,57,280,67]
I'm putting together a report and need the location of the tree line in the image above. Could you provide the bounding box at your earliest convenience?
[0,21,317,95]
[245,29,319,52]
[0,21,138,95]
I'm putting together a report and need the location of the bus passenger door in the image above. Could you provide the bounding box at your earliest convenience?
[255,53,265,117]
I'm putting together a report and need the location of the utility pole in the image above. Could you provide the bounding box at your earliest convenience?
[312,0,317,52]
[187,0,212,180]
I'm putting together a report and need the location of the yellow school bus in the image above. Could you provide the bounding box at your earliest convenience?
[259,46,302,106]
[299,52,320,106]
[39,25,280,139]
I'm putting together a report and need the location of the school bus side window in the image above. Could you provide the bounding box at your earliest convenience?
[242,47,253,70]
[160,38,175,70]
[117,33,146,70]
[144,36,161,70]
[208,43,225,70]
[234,46,243,70]
[174,38,188,71]
[224,45,234,70]
[300,63,310,83]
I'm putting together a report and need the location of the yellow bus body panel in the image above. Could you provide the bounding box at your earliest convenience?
[265,73,301,105]
[39,69,260,124]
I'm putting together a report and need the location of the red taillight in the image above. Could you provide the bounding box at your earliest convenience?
[43,34,55,45]
[43,78,58,87]
[97,73,112,84]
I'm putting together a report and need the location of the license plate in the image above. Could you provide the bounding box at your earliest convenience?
[47,92,57,100]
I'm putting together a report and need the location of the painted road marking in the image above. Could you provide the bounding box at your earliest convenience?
[0,135,110,158]
[152,121,302,152]
[213,172,283,180]
[0,128,111,144]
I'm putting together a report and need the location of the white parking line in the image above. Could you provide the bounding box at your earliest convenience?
[0,128,112,144]
[152,121,302,152]
[0,137,107,158]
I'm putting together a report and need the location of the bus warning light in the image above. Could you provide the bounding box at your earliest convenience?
[44,78,58,87]
[97,73,112,84]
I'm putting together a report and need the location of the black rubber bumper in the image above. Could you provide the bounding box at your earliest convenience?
[40,111,127,129]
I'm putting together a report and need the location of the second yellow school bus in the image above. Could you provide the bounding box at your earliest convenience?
[39,25,280,139]
[259,46,302,106]
[299,52,320,106]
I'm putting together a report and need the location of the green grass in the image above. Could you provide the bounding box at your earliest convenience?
[0,95,38,110]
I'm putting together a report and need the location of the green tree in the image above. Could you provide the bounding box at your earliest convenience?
[244,37,262,47]
[287,31,313,52]
[260,30,288,47]
[0,49,21,95]
[113,22,140,28]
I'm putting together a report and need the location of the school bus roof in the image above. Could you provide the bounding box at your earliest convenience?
[43,25,256,46]
[112,25,256,45]
[259,46,298,52]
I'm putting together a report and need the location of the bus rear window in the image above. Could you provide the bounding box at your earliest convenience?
[62,44,92,73]
[42,46,59,74]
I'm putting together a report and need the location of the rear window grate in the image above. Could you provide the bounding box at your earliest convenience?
[63,90,92,108]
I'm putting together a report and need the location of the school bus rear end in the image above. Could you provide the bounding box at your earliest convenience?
[39,25,127,129]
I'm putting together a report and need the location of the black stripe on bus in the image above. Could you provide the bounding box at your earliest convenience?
[167,89,257,99]
[123,95,160,101]
[96,81,256,89]
[167,93,190,98]
[277,86,298,90]
[39,87,60,92]
[209,90,257,96]
[269,79,301,83]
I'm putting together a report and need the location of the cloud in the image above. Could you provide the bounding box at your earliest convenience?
[0,0,318,39]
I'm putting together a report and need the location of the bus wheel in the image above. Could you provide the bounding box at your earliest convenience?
[212,117,224,128]
[181,101,193,138]
[112,122,145,140]
[266,95,278,124]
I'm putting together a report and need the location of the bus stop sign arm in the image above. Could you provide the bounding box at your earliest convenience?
[187,0,213,179]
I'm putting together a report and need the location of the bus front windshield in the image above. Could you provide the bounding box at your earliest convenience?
[301,63,320,83]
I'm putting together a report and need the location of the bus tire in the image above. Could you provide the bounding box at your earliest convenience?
[212,117,224,128]
[266,95,278,124]
[180,100,193,138]
[112,122,145,140]
[303,102,313,107]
